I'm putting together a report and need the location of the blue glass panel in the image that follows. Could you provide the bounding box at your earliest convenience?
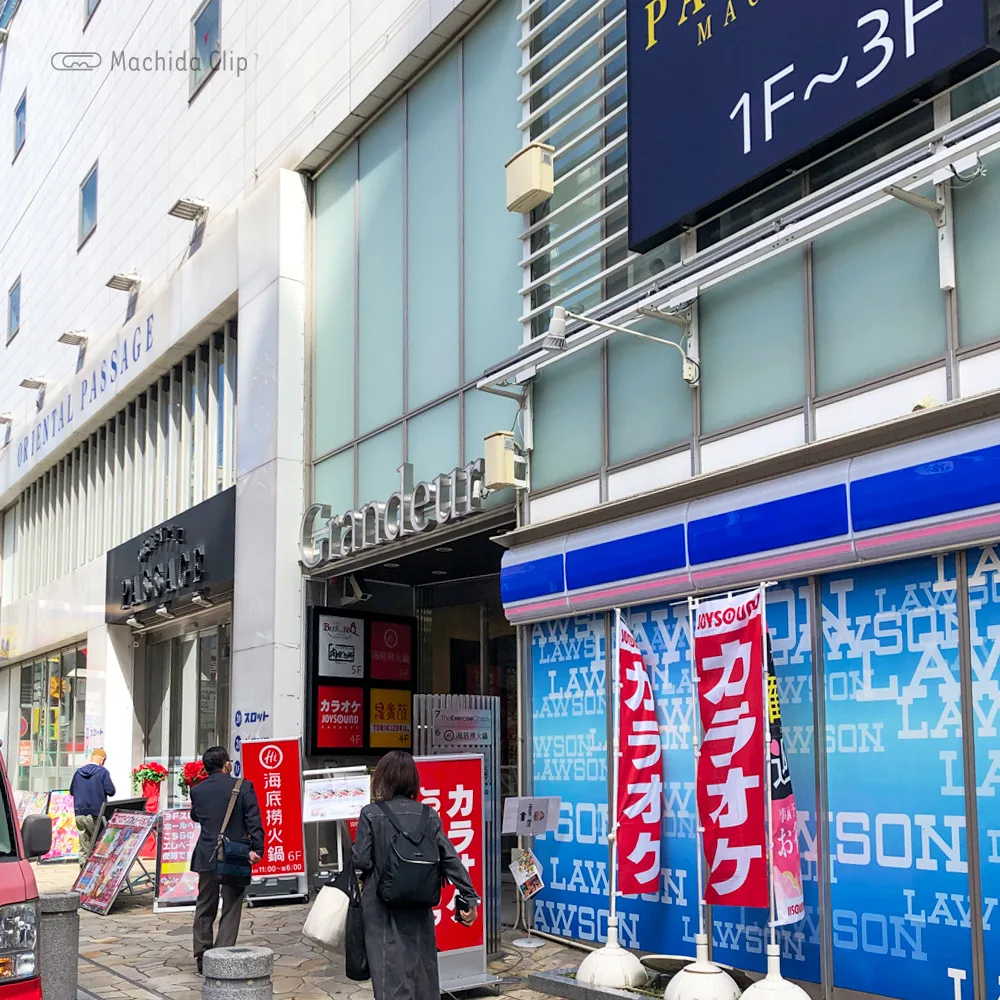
[822,556,970,999]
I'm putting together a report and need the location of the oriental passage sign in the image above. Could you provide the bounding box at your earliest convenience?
[626,0,1000,250]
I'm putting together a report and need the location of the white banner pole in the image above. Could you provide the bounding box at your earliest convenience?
[608,607,621,940]
[688,596,707,940]
[760,584,778,947]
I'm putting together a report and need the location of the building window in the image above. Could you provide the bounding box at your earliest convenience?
[79,162,98,248]
[191,0,221,97]
[84,0,100,24]
[13,91,25,160]
[7,277,20,343]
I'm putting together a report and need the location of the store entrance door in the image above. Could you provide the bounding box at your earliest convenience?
[142,622,231,807]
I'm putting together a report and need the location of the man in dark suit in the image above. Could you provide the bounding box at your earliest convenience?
[189,746,264,973]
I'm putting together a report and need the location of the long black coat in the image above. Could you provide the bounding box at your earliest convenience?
[352,797,479,1000]
[189,772,265,873]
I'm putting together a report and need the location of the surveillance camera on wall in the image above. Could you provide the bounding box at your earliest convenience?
[341,574,372,605]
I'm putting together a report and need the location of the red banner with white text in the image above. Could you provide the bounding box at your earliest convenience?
[240,739,306,878]
[615,616,662,896]
[415,755,485,954]
[694,590,769,908]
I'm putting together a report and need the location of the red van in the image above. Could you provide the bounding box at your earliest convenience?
[0,749,52,1000]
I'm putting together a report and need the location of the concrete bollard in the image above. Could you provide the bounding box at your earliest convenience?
[202,946,274,1000]
[39,891,80,1000]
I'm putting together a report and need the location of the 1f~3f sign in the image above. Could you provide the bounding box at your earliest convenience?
[626,0,1000,251]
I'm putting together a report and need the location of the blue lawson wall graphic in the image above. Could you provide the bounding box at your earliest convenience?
[626,0,1000,250]
[531,587,820,982]
[822,555,972,1000]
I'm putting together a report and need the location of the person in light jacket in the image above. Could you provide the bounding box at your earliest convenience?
[189,747,265,974]
[352,751,480,1000]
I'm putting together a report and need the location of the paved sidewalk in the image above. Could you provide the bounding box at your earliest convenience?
[32,862,581,1000]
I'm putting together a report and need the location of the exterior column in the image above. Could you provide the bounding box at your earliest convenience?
[86,624,139,796]
[230,169,308,768]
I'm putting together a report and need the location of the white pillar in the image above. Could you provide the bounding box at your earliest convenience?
[230,169,308,766]
[86,624,139,797]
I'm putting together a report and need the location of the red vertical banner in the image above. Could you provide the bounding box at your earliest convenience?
[240,739,306,878]
[415,755,485,954]
[615,615,662,896]
[693,589,769,908]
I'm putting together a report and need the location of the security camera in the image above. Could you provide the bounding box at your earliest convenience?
[341,574,372,605]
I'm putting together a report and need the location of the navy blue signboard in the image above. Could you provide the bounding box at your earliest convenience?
[627,0,1000,251]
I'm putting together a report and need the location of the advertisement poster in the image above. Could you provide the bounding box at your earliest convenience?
[74,812,158,915]
[370,621,412,681]
[510,849,544,901]
[303,775,370,823]
[241,739,306,878]
[766,639,804,925]
[615,615,661,896]
[415,756,485,955]
[17,742,30,767]
[15,790,49,825]
[316,686,364,749]
[317,615,365,679]
[155,810,201,908]
[369,689,412,749]
[42,791,80,862]
[693,588,768,909]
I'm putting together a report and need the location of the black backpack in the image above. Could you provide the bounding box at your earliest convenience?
[374,801,442,908]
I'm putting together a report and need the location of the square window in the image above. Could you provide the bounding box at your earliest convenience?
[191,0,221,97]
[13,91,25,159]
[79,162,98,248]
[7,278,20,344]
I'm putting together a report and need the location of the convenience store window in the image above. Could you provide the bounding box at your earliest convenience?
[17,644,87,792]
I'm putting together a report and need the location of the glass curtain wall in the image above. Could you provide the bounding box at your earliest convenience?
[142,623,231,807]
[16,643,87,791]
[312,0,522,513]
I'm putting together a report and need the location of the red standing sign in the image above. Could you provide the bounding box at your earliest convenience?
[240,739,306,879]
[693,589,769,909]
[414,755,485,955]
[615,615,662,896]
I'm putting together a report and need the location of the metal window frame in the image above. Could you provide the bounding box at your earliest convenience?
[78,161,98,249]
[6,275,20,343]
[12,89,25,161]
[189,0,222,100]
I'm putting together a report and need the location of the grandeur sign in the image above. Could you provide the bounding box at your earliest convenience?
[300,459,485,569]
[627,0,1000,249]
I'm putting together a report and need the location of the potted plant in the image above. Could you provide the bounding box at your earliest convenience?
[130,762,169,813]
[178,760,209,796]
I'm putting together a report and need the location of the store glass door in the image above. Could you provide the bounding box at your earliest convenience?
[143,623,231,807]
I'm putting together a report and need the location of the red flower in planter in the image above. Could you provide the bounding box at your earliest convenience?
[178,761,210,795]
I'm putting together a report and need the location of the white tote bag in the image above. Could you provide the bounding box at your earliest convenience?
[303,873,351,949]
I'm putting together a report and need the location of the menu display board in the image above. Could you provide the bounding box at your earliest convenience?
[155,810,201,908]
[41,791,80,862]
[15,790,49,825]
[307,609,416,755]
[303,774,370,823]
[74,812,158,915]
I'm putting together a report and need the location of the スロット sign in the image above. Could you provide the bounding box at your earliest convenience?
[240,739,306,878]
[415,756,485,955]
[627,0,1000,250]
[615,615,662,896]
[693,589,768,908]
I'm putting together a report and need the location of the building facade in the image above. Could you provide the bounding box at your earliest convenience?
[484,3,1000,1000]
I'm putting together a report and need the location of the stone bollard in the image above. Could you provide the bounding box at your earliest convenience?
[202,946,274,1000]
[39,891,80,1000]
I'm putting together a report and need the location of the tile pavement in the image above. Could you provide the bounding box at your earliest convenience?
[31,862,579,1000]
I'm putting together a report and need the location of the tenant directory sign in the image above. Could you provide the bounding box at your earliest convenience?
[307,608,416,755]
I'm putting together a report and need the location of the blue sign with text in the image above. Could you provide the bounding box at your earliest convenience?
[627,0,1000,249]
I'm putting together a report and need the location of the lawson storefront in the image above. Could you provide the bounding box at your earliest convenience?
[499,396,1000,1000]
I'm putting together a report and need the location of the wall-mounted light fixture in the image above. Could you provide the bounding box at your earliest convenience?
[126,616,141,629]
[191,592,213,608]
[154,605,174,620]
[0,28,9,45]
[57,330,88,348]
[168,197,209,221]
[106,272,141,293]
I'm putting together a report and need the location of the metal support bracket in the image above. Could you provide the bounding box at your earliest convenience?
[884,185,946,228]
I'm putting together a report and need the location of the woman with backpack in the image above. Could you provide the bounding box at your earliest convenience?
[352,750,480,1000]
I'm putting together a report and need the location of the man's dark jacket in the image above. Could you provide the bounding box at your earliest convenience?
[69,763,116,818]
[189,772,265,873]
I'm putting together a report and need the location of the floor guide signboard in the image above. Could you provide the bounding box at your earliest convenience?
[530,553,1000,1000]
